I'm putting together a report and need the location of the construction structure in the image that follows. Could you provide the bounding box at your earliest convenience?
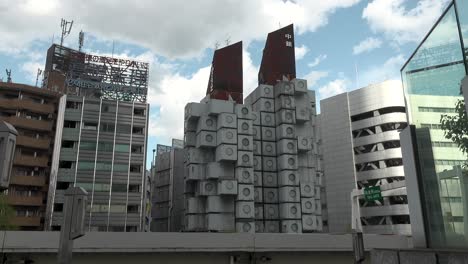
[0,82,61,230]
[42,38,150,232]
[182,25,323,233]
[151,142,185,232]
[321,81,410,235]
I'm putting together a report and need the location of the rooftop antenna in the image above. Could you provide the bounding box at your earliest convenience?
[35,69,43,87]
[225,36,231,46]
[214,41,220,50]
[78,30,84,52]
[5,69,11,83]
[60,18,74,46]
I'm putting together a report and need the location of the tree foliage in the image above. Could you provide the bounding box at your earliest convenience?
[0,194,16,230]
[440,99,468,161]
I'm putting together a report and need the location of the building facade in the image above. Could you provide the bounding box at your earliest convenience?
[400,0,468,248]
[42,43,150,232]
[151,144,185,232]
[321,81,410,235]
[47,95,149,231]
[0,82,60,230]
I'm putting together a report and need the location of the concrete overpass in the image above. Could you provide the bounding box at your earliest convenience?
[0,231,412,263]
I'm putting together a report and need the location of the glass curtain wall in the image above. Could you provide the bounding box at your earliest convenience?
[401,0,468,248]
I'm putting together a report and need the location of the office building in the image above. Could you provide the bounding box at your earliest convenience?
[42,44,150,232]
[321,81,410,235]
[151,142,185,232]
[0,82,60,230]
[400,0,468,248]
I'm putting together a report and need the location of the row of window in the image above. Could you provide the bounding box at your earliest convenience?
[58,161,142,173]
[89,204,140,213]
[434,159,466,166]
[65,100,146,116]
[62,140,143,153]
[420,123,442,129]
[75,182,140,193]
[432,141,459,148]
[64,121,145,135]
[418,106,456,113]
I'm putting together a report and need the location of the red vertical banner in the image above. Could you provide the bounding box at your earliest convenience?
[206,41,243,104]
[258,24,296,85]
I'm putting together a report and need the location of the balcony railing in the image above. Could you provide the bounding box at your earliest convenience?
[7,195,43,206]
[0,116,53,131]
[12,216,41,227]
[14,155,49,167]
[10,175,46,187]
[16,135,51,149]
[0,98,55,114]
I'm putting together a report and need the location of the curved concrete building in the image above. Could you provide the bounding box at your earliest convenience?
[321,80,411,235]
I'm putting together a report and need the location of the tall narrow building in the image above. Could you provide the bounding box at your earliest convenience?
[43,44,150,232]
[321,81,410,235]
[0,82,60,230]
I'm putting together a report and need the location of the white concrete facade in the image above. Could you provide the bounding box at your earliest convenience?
[321,81,411,235]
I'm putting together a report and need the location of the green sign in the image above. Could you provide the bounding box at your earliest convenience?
[364,186,382,202]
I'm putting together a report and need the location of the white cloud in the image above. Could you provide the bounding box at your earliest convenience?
[0,0,361,58]
[303,71,328,88]
[362,0,450,45]
[308,54,327,67]
[317,78,351,100]
[295,44,309,60]
[352,37,382,55]
[358,54,406,87]
[20,61,43,84]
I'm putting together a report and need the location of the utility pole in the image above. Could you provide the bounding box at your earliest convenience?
[57,187,87,264]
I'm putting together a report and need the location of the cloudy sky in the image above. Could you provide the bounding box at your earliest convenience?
[0,0,450,167]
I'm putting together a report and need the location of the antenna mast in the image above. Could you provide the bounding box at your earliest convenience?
[35,69,43,87]
[78,30,84,52]
[5,69,11,83]
[60,18,74,46]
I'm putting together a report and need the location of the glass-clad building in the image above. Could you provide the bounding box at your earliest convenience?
[401,0,468,248]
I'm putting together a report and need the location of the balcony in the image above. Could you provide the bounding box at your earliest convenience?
[10,175,46,187]
[0,116,53,131]
[12,216,41,227]
[0,98,55,114]
[16,135,51,150]
[7,195,43,206]
[14,155,49,168]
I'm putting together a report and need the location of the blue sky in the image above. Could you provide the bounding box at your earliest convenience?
[0,0,450,168]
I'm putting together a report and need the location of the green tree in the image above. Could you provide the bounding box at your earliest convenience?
[0,194,16,230]
[440,99,468,166]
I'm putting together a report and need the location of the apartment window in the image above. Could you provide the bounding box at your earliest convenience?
[59,161,73,169]
[115,144,129,152]
[66,101,82,109]
[54,203,63,212]
[128,184,140,193]
[130,164,141,173]
[133,108,145,116]
[113,163,129,172]
[100,123,115,133]
[126,226,138,232]
[80,141,97,151]
[127,205,139,213]
[62,140,75,149]
[56,182,70,190]
[117,124,131,134]
[82,122,98,131]
[419,106,456,113]
[98,142,113,152]
[132,126,144,134]
[112,184,127,192]
[110,205,126,213]
[64,121,78,128]
[108,226,125,232]
[420,123,442,129]
[131,145,143,153]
